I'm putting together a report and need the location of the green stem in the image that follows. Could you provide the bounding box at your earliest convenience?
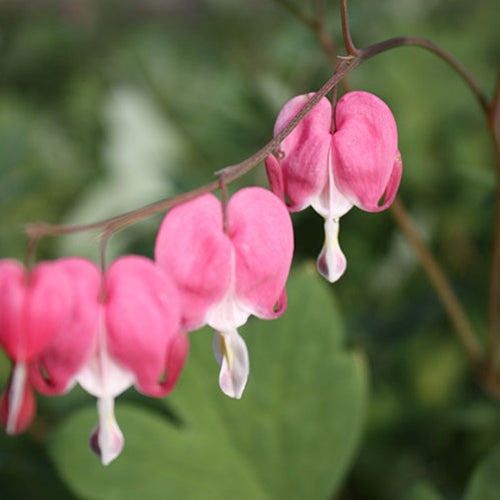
[340,0,361,56]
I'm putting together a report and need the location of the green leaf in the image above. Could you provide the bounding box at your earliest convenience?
[403,482,444,500]
[0,433,80,500]
[49,264,368,500]
[465,443,500,500]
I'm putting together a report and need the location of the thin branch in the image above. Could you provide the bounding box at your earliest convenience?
[25,60,359,241]
[217,59,357,179]
[340,0,361,56]
[340,0,489,111]
[24,179,221,238]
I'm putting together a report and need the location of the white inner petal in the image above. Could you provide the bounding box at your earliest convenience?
[213,330,249,399]
[5,362,27,435]
[94,396,124,466]
[311,145,353,219]
[204,248,250,332]
[317,218,347,283]
[77,314,135,399]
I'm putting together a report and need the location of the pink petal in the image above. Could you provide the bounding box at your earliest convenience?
[373,150,403,212]
[155,194,232,331]
[0,259,73,362]
[272,94,332,212]
[105,256,185,397]
[159,332,189,396]
[264,154,286,204]
[331,91,400,212]
[228,187,294,319]
[30,258,101,395]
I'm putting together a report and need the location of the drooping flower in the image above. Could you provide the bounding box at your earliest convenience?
[265,90,402,283]
[155,187,294,399]
[0,259,73,434]
[29,256,188,465]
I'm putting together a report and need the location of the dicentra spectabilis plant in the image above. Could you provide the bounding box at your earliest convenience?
[0,3,499,498]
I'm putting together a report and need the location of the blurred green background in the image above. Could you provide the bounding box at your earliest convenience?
[0,0,499,499]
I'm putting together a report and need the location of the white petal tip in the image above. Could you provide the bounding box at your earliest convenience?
[219,372,246,399]
[89,424,124,465]
[213,331,249,399]
[317,218,347,283]
[90,397,124,465]
[317,249,346,283]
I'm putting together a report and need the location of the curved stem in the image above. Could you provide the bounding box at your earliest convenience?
[217,60,356,178]
[24,59,358,241]
[340,0,361,56]
[340,0,488,111]
[24,179,220,238]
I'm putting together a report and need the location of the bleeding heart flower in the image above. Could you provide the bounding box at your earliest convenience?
[0,259,73,434]
[155,187,294,399]
[266,91,402,283]
[27,255,187,465]
[78,256,187,465]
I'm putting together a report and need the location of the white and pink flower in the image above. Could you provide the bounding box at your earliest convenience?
[155,187,294,399]
[266,91,402,282]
